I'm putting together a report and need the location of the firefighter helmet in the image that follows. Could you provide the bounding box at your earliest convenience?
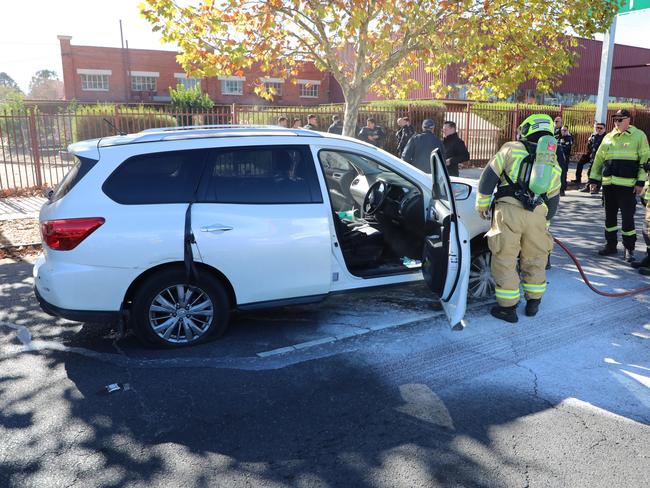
[518,114,554,140]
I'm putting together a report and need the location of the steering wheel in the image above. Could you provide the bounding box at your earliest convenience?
[363,180,390,216]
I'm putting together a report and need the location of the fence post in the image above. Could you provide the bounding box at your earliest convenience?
[231,103,238,125]
[510,104,520,141]
[27,108,43,187]
[464,102,471,148]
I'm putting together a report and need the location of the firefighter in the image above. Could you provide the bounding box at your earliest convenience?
[476,114,562,323]
[589,109,650,262]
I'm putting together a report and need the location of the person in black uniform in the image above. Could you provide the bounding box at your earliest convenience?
[395,117,415,156]
[401,119,445,173]
[442,120,470,177]
[357,118,386,148]
[328,115,343,135]
[577,122,606,193]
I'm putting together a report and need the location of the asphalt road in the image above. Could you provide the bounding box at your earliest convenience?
[1,188,649,487]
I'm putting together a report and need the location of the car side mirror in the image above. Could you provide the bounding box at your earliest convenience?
[43,188,55,201]
[451,182,471,201]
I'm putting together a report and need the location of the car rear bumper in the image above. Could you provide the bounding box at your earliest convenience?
[33,254,131,322]
[34,285,120,323]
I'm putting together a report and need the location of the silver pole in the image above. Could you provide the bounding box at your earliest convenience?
[595,16,617,124]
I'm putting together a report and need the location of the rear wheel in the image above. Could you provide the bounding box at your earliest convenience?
[131,267,230,348]
[468,247,495,300]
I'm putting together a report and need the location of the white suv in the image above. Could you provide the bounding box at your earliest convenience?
[34,126,482,348]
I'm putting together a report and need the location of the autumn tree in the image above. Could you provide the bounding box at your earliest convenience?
[28,69,63,100]
[141,0,617,136]
[0,72,21,91]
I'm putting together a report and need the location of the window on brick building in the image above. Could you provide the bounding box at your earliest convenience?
[131,76,157,92]
[263,81,283,97]
[81,74,109,91]
[174,73,201,90]
[299,80,319,98]
[220,77,245,96]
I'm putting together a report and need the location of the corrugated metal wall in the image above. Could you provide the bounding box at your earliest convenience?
[334,37,650,103]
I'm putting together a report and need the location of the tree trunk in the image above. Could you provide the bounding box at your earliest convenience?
[342,87,365,138]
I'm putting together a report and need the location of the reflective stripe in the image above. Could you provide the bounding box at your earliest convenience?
[610,176,636,187]
[476,193,491,209]
[508,154,526,182]
[621,229,636,236]
[495,288,520,299]
[493,153,504,173]
[605,225,619,232]
[602,176,612,185]
[522,282,547,293]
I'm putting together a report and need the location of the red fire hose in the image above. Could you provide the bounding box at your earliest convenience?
[553,237,650,297]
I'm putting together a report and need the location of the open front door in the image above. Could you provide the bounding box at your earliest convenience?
[421,149,470,329]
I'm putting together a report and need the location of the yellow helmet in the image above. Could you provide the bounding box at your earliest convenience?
[518,114,554,140]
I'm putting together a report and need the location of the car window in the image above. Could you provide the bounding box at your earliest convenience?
[103,149,207,204]
[321,152,353,171]
[432,157,450,206]
[199,145,322,204]
[51,156,98,203]
[318,150,413,188]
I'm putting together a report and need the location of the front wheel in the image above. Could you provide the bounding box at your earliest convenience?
[468,248,495,300]
[131,267,230,348]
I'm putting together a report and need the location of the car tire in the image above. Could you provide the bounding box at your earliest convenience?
[468,246,495,300]
[131,267,230,348]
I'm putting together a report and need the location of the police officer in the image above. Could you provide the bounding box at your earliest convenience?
[589,109,650,263]
[395,117,415,156]
[476,114,562,323]
[358,117,386,147]
[401,119,445,173]
[577,122,606,192]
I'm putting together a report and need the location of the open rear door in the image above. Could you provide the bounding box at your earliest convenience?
[421,149,471,329]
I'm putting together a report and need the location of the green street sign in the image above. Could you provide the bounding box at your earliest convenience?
[618,0,650,13]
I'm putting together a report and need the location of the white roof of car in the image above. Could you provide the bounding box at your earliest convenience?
[67,124,380,159]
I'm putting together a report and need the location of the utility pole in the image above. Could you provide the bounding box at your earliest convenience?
[595,16,617,124]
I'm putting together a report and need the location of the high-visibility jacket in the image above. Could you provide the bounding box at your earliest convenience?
[476,141,562,213]
[590,126,650,188]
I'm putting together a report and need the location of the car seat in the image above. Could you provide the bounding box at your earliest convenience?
[333,212,384,267]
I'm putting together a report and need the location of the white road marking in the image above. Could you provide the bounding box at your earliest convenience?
[255,313,439,358]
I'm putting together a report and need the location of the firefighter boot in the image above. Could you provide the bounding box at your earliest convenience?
[631,254,650,269]
[525,299,541,317]
[490,305,519,324]
[598,244,618,256]
[624,249,636,263]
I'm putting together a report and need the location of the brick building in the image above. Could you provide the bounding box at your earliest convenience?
[58,35,332,105]
[59,35,650,107]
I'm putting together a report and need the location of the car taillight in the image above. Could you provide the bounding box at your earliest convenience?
[41,218,105,251]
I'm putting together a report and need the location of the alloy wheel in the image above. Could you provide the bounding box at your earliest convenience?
[468,251,496,299]
[148,284,214,344]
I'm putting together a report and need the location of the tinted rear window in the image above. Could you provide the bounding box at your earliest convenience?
[103,149,207,204]
[51,156,98,203]
[199,145,322,204]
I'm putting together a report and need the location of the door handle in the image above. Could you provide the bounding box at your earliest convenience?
[200,224,233,233]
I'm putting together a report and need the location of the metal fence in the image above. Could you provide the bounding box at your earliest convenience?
[1,103,649,192]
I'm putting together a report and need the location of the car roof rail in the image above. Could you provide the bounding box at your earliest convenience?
[96,125,324,147]
[139,124,277,133]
